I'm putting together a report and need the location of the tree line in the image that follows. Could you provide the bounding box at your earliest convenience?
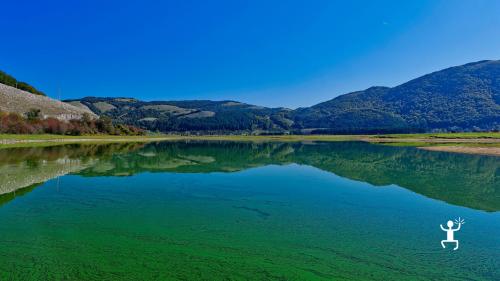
[0,70,46,96]
[0,109,144,135]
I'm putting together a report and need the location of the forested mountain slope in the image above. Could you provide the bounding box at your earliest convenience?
[294,60,500,133]
[65,97,294,133]
[65,60,500,134]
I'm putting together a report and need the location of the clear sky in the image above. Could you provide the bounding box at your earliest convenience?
[1,0,500,108]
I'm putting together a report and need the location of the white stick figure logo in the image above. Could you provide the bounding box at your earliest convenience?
[440,217,465,250]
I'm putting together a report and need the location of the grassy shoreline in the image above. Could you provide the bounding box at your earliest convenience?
[2,132,499,140]
[1,133,499,155]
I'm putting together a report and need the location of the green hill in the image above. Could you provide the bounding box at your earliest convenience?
[65,97,294,134]
[65,60,500,134]
[294,60,500,133]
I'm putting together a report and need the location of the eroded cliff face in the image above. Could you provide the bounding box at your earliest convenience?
[0,83,97,121]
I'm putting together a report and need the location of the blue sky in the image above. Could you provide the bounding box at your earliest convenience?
[1,0,500,108]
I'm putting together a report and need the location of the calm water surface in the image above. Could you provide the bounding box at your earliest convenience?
[0,141,498,280]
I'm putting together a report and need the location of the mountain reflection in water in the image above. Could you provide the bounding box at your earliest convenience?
[0,141,498,211]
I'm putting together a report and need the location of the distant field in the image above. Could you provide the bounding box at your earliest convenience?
[0,132,499,150]
[0,134,360,148]
[1,132,499,141]
[376,132,500,139]
[0,134,180,149]
[0,134,171,140]
[368,132,500,156]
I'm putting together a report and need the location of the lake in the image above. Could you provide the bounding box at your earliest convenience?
[0,141,499,280]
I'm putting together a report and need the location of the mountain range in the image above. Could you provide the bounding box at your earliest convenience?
[295,60,500,133]
[2,60,499,133]
[65,60,500,134]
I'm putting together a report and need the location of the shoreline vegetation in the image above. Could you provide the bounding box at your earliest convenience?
[0,132,499,156]
[0,111,143,136]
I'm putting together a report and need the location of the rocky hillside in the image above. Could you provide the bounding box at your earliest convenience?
[0,83,96,120]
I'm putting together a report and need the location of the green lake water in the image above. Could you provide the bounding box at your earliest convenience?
[0,141,498,280]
